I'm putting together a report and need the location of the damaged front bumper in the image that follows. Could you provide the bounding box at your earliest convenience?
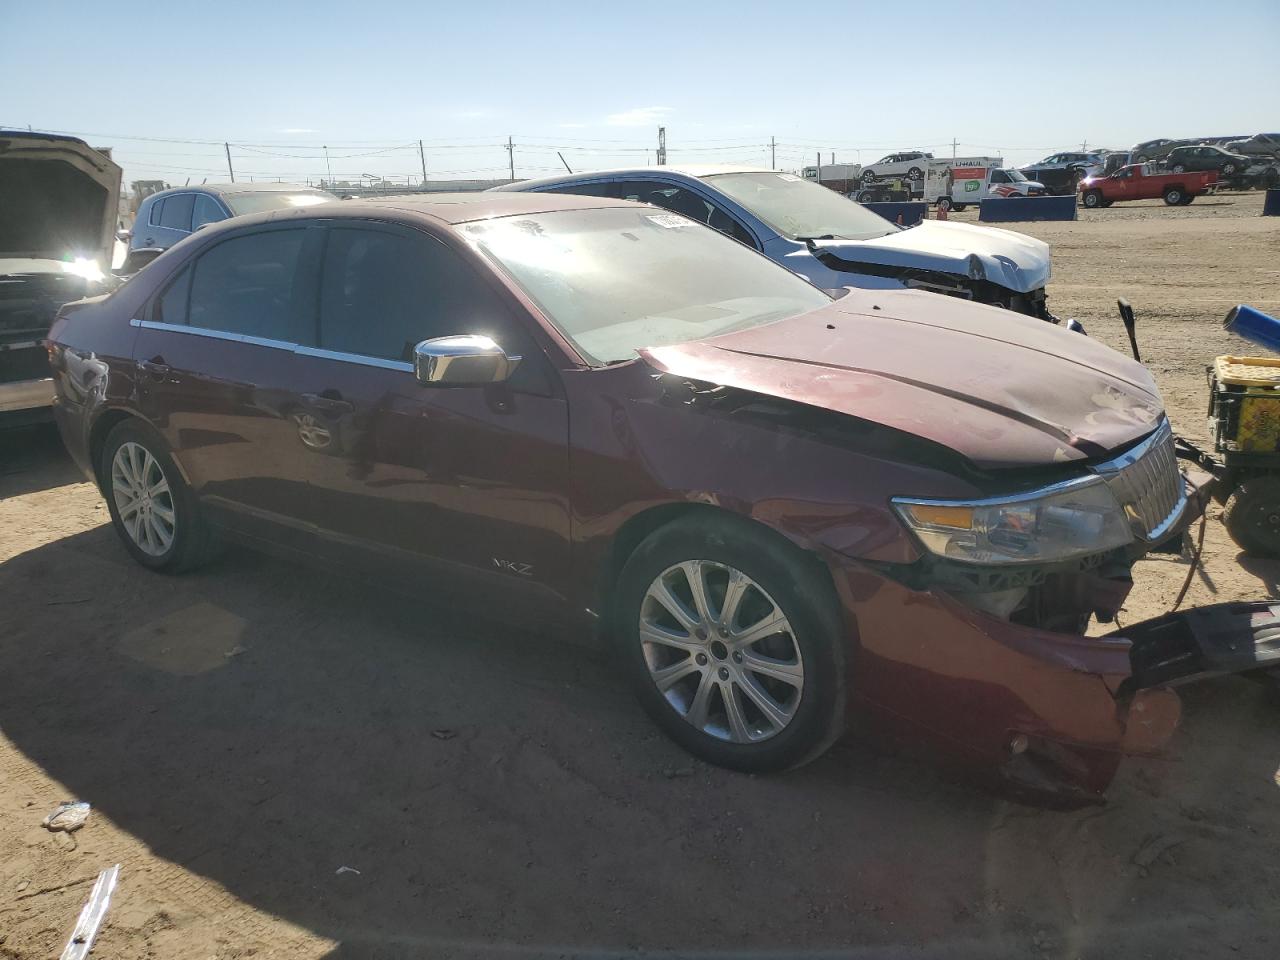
[826,465,1277,802]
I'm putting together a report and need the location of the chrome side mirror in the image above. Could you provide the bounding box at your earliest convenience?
[413,335,521,387]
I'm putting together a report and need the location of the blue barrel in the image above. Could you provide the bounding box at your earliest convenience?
[1224,305,1280,350]
[1263,188,1280,217]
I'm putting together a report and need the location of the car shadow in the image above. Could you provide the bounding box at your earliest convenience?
[1,530,1277,959]
[0,422,85,498]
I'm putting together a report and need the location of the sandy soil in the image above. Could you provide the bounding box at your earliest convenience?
[2,191,1278,960]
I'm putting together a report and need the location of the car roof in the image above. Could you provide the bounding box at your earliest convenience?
[492,164,772,193]
[144,182,329,201]
[206,190,641,230]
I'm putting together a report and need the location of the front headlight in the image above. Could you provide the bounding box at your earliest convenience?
[892,478,1133,565]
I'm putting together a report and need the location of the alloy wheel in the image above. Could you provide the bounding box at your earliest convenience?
[639,560,804,744]
[110,441,176,556]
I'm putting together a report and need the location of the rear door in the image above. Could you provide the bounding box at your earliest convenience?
[132,224,321,540]
[283,220,574,606]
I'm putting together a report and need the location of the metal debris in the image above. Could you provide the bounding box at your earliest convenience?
[59,864,120,960]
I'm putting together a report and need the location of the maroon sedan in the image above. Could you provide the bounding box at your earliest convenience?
[47,192,1277,800]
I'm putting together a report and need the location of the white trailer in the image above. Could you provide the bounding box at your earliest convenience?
[801,162,863,194]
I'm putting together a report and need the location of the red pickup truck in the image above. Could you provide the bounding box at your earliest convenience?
[1079,163,1217,208]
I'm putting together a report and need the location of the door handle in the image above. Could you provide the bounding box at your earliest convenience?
[139,356,170,380]
[142,238,155,246]
[302,391,354,414]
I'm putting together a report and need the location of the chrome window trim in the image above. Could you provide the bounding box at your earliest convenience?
[129,318,415,372]
[294,345,413,372]
[129,318,296,352]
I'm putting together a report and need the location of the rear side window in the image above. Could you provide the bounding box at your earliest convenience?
[187,229,310,343]
[159,193,195,231]
[548,181,615,198]
[153,266,192,325]
[148,198,165,227]
[191,194,225,230]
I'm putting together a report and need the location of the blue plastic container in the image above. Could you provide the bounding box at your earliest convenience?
[1263,188,1280,217]
[1224,305,1280,351]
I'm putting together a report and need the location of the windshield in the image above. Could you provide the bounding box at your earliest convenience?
[223,191,334,216]
[1005,168,1028,182]
[462,206,831,365]
[703,172,896,242]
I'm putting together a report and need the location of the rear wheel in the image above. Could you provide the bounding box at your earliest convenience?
[1163,186,1186,206]
[613,515,846,772]
[1223,477,1280,557]
[1172,163,1187,173]
[907,166,923,182]
[101,420,214,572]
[951,203,967,212]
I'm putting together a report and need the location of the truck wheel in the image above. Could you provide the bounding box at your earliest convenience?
[1163,187,1186,205]
[1082,189,1104,208]
[936,197,952,212]
[1223,478,1280,557]
[612,514,847,773]
[1171,163,1187,173]
[1178,194,1195,205]
[951,203,967,212]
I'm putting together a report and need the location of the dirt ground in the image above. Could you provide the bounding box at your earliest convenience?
[1,191,1278,960]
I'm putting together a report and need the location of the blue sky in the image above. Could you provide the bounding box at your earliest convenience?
[3,0,1278,187]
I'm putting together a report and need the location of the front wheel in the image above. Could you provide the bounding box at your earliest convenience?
[906,166,923,181]
[102,420,214,572]
[1223,478,1280,557]
[1082,189,1104,208]
[613,515,846,772]
[936,197,952,212]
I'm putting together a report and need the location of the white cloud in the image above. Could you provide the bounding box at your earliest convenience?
[605,106,672,127]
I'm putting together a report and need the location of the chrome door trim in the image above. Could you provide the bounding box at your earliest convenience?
[293,345,413,372]
[129,318,297,352]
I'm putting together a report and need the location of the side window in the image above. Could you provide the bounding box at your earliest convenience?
[990,170,1010,184]
[317,226,551,393]
[148,198,166,227]
[548,181,615,198]
[191,194,226,230]
[159,193,195,231]
[187,229,310,343]
[153,266,192,325]
[615,180,712,223]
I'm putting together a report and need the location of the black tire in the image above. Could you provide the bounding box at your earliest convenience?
[1178,194,1195,205]
[906,166,923,181]
[1222,163,1236,177]
[936,197,952,212]
[860,170,877,185]
[1082,189,1104,209]
[1163,187,1185,206]
[612,514,846,773]
[101,419,214,572]
[951,203,967,212]
[1172,163,1187,173]
[1223,478,1280,557]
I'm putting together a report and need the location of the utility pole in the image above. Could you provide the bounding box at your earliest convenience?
[506,135,515,180]
[770,136,776,170]
[952,137,958,160]
[418,139,428,188]
[323,145,332,186]
[224,142,235,182]
[657,126,667,165]
[816,152,821,181]
[830,151,834,165]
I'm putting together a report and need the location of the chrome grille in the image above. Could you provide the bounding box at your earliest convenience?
[1093,420,1185,541]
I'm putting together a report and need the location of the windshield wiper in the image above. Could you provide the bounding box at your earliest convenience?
[795,234,836,242]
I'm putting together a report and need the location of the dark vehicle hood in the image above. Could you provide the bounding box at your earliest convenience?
[0,132,121,265]
[638,289,1163,470]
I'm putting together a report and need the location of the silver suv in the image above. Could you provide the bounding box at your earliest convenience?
[128,183,335,252]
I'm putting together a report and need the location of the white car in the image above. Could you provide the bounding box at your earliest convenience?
[859,151,933,185]
[495,165,1058,321]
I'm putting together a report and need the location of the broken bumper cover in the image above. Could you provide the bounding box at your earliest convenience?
[826,563,1280,802]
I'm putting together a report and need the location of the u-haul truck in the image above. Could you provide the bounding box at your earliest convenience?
[923,160,1044,210]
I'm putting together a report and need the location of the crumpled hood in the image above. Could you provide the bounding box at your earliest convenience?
[810,220,1050,294]
[0,133,121,264]
[638,288,1163,470]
